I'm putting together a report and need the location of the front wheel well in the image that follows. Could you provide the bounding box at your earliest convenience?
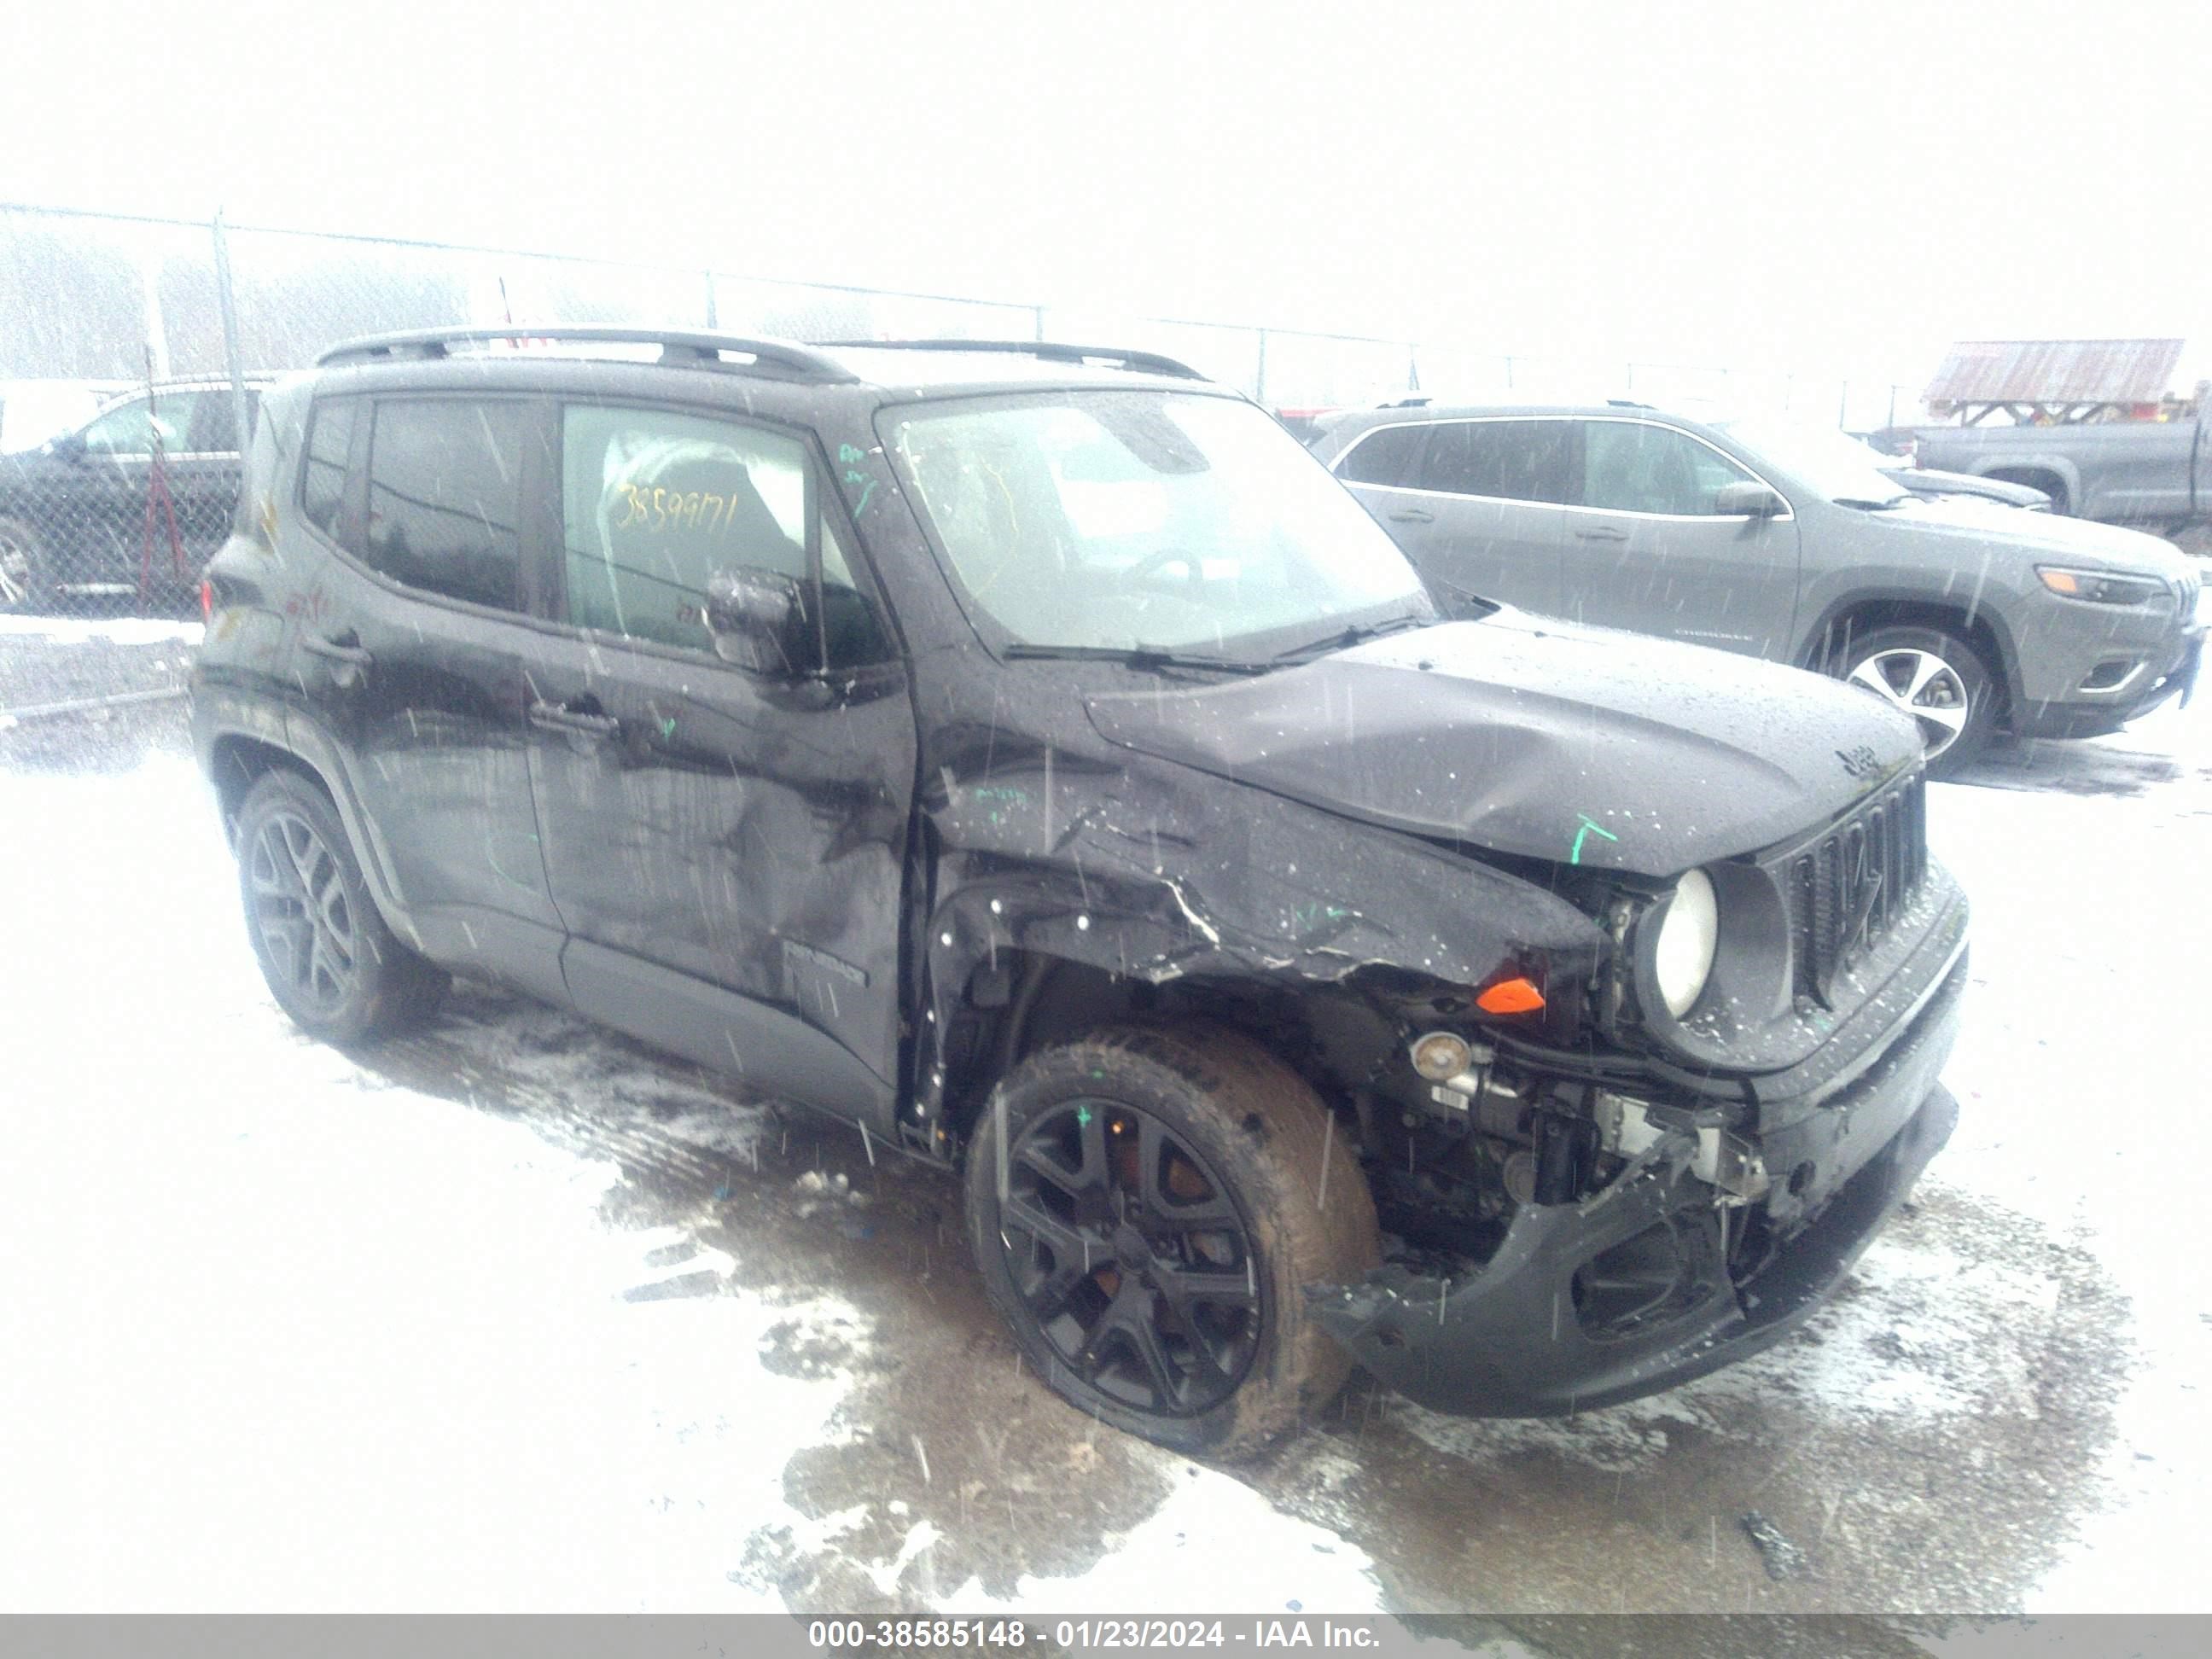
[936,951,1386,1150]
[1804,601,2013,725]
[1982,468,2069,511]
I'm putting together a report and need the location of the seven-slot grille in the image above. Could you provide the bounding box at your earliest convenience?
[1779,776,1928,1006]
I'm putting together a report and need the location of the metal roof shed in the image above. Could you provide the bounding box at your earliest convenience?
[1924,338,2186,424]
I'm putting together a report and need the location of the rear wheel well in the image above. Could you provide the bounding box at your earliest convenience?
[208,735,323,838]
[1982,468,2068,512]
[1806,600,2012,725]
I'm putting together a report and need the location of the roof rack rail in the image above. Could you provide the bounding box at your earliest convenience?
[811,338,1209,381]
[314,326,858,383]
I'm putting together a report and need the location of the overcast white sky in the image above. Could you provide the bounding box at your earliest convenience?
[9,0,2209,397]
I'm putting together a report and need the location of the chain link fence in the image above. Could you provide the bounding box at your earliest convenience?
[2,200,1921,614]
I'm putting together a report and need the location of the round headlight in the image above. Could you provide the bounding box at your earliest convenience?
[1652,869,1719,1017]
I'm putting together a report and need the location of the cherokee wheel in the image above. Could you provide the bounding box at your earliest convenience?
[1836,625,1997,778]
[234,768,449,1044]
[965,1022,1378,1457]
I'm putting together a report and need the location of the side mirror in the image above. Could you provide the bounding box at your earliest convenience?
[706,567,812,676]
[1714,480,1787,517]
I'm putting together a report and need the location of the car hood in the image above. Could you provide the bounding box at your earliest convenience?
[1082,611,1921,878]
[1860,497,2194,573]
[1885,466,2046,507]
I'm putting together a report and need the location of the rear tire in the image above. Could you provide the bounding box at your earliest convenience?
[233,768,449,1045]
[965,1021,1380,1458]
[1832,625,1998,779]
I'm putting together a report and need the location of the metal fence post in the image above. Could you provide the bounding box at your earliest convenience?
[1254,329,1268,404]
[703,269,718,329]
[140,249,170,381]
[210,210,253,451]
[1033,305,1046,342]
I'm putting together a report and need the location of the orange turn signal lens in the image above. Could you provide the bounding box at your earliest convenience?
[1475,976,1545,1015]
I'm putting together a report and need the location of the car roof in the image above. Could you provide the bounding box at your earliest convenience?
[311,328,1225,399]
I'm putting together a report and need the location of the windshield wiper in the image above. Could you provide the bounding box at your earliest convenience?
[1271,612,1435,662]
[1002,643,1273,675]
[1835,495,1913,510]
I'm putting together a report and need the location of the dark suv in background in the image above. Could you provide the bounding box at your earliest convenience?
[0,378,267,611]
[193,329,1968,1452]
[1311,403,2204,776]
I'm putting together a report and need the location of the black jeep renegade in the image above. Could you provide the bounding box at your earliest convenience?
[193,328,1968,1453]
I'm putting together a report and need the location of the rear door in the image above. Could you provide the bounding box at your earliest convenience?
[522,397,917,1127]
[1332,416,1569,614]
[1560,416,1801,658]
[287,392,568,1001]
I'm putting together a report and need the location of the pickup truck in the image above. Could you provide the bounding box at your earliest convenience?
[1913,402,2210,545]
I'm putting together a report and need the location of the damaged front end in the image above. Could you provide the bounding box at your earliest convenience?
[1308,774,1970,1417]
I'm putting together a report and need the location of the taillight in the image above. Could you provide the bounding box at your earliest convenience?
[199,578,213,621]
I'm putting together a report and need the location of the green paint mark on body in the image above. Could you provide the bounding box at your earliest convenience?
[1075,1104,1094,1127]
[1569,813,1621,865]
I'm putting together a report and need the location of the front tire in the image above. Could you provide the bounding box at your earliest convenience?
[0,515,53,613]
[1833,625,1998,778]
[233,768,449,1044]
[965,1022,1380,1457]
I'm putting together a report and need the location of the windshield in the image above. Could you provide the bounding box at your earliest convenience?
[1714,416,1912,507]
[883,391,1433,655]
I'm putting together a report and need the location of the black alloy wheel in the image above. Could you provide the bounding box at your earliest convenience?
[966,1022,1380,1456]
[1002,1096,1261,1417]
[247,808,363,1020]
[232,768,448,1044]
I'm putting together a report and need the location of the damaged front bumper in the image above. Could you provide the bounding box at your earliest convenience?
[1308,953,1966,1417]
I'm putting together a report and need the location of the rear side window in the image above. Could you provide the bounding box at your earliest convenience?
[1335,422,1428,487]
[300,399,358,540]
[360,400,527,611]
[560,404,891,667]
[1417,419,1574,504]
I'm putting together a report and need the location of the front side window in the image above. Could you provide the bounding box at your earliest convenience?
[1417,419,1574,504]
[886,391,1429,655]
[187,389,259,454]
[360,399,526,611]
[560,405,890,666]
[1580,420,1754,515]
[79,392,201,456]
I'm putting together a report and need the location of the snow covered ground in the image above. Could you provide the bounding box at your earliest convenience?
[1,618,2207,1621]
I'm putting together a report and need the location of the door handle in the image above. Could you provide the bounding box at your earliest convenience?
[301,632,374,667]
[529,699,621,738]
[1575,526,1629,542]
[1386,507,1435,524]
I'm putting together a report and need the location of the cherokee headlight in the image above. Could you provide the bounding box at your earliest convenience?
[2036,566,2166,607]
[1651,869,1719,1017]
